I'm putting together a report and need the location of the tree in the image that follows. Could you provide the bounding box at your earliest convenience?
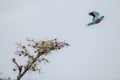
[12,38,69,80]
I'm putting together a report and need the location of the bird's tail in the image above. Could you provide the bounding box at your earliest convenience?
[87,22,95,26]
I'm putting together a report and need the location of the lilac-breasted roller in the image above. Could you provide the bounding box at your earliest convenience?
[87,11,104,26]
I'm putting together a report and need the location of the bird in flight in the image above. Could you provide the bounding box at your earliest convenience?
[87,11,104,26]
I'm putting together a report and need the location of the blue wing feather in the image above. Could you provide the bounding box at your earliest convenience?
[89,11,99,22]
[93,11,99,22]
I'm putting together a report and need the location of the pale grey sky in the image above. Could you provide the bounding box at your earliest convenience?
[0,0,120,80]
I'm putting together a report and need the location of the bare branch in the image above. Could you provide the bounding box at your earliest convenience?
[12,38,69,80]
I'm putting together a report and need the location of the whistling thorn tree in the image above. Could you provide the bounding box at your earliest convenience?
[12,38,69,80]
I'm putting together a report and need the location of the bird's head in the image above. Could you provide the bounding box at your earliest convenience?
[100,16,105,19]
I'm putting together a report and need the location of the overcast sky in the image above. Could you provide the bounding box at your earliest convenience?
[0,0,120,80]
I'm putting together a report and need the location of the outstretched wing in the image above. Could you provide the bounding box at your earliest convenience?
[89,11,99,22]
